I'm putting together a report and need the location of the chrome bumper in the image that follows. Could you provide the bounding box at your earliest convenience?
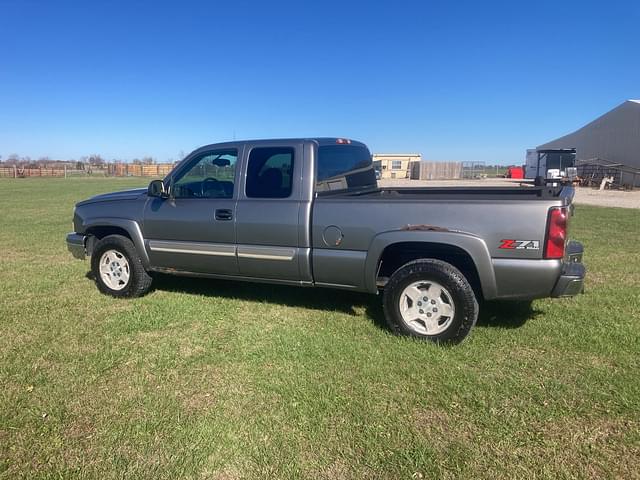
[551,241,585,297]
[66,233,86,260]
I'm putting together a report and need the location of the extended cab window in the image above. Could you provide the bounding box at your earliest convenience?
[246,147,294,198]
[172,150,237,199]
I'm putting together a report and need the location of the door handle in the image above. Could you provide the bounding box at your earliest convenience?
[215,209,233,221]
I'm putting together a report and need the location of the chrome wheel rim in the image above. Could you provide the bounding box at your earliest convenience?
[398,280,455,335]
[99,249,130,291]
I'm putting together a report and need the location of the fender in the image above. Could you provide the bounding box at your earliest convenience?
[81,217,150,268]
[363,230,498,299]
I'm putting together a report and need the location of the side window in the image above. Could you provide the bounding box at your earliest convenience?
[172,150,237,199]
[246,147,294,198]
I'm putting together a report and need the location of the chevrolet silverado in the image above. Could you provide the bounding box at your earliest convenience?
[66,138,585,343]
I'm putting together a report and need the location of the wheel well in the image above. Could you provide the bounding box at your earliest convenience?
[377,242,483,299]
[85,226,132,255]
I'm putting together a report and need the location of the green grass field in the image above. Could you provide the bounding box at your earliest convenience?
[1,178,638,479]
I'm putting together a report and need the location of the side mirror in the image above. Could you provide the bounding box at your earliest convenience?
[148,179,168,198]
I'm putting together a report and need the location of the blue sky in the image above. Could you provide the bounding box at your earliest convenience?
[1,0,638,164]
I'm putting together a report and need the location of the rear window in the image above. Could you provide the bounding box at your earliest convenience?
[317,145,376,191]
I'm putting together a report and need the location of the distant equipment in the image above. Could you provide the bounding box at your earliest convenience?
[525,148,576,181]
[506,166,524,179]
[574,158,640,190]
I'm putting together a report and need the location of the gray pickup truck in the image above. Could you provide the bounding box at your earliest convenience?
[66,138,585,343]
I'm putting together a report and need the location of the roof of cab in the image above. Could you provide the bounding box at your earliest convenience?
[308,137,367,148]
[193,137,367,152]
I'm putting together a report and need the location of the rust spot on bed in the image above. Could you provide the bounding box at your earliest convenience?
[401,224,450,232]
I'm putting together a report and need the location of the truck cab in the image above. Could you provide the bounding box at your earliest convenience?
[140,138,375,283]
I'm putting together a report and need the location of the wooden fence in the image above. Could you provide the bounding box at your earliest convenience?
[107,164,175,177]
[0,164,176,178]
[410,161,463,180]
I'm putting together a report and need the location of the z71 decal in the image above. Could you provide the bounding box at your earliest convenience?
[499,239,540,250]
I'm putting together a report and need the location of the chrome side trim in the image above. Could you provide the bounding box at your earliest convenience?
[147,241,296,261]
[315,282,361,291]
[237,245,296,261]
[148,240,236,257]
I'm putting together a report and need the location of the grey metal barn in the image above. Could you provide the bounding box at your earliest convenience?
[538,100,640,187]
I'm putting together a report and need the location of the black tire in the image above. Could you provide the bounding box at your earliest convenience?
[382,259,479,344]
[90,234,153,298]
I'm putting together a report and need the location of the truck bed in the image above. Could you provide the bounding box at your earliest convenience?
[319,185,568,201]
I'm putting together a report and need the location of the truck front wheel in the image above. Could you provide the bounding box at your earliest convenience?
[91,234,153,298]
[382,259,478,344]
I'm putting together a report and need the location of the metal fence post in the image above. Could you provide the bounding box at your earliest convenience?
[14,165,17,178]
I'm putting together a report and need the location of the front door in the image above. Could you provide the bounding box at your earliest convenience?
[143,148,240,275]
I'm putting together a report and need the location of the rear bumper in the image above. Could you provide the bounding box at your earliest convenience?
[566,240,583,264]
[551,241,585,297]
[66,233,86,260]
[492,240,585,300]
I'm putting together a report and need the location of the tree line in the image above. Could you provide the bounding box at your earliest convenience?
[0,153,183,169]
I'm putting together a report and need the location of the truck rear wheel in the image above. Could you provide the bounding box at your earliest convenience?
[382,259,478,344]
[91,234,153,298]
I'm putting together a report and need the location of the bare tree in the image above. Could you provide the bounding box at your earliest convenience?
[87,155,105,166]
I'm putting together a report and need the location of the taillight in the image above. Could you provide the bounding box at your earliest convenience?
[545,207,567,259]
